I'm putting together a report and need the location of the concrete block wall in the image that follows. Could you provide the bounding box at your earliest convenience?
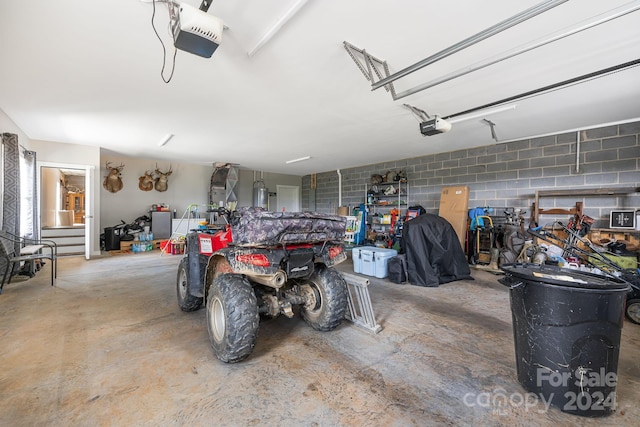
[302,121,640,228]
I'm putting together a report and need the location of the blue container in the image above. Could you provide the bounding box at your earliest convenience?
[352,246,397,278]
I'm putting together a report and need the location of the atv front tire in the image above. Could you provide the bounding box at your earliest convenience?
[301,265,348,331]
[207,273,259,363]
[177,258,203,312]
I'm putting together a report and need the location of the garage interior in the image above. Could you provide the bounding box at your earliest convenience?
[0,254,638,426]
[1,0,640,425]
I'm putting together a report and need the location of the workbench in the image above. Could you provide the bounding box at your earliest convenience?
[532,186,640,224]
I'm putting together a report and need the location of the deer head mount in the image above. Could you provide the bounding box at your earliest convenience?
[103,161,125,193]
[154,163,173,192]
[138,170,155,191]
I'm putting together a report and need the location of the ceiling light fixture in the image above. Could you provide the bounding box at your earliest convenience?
[158,133,174,147]
[285,156,311,164]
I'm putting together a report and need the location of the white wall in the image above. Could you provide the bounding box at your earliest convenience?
[2,108,303,252]
[98,157,304,231]
[1,110,104,255]
[0,108,30,145]
[30,139,101,255]
[100,152,212,229]
[237,170,302,209]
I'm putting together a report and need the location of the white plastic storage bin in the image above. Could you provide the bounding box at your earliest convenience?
[352,246,398,278]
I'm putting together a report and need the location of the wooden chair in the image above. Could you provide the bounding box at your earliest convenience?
[0,230,57,294]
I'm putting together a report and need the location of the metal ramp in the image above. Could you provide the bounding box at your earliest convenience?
[340,272,382,334]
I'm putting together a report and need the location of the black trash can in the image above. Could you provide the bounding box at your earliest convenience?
[500,263,630,417]
[104,227,120,251]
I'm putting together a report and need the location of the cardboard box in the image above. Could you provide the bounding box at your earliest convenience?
[438,186,469,251]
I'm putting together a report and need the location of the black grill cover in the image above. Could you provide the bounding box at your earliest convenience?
[401,213,472,287]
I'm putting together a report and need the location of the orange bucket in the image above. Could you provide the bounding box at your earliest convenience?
[160,240,171,252]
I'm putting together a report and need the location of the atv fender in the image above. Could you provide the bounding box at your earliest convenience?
[186,252,208,298]
[204,251,234,297]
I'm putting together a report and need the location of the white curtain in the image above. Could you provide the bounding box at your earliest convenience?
[20,149,39,239]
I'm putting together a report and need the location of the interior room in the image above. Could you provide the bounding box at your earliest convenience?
[1,1,639,425]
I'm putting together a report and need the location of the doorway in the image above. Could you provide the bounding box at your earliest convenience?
[38,162,92,259]
[276,185,300,213]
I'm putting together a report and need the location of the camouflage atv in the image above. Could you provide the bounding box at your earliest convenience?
[176,207,348,363]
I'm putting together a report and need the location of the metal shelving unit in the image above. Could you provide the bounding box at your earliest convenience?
[364,180,408,234]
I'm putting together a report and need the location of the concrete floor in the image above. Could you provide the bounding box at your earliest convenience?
[0,252,638,426]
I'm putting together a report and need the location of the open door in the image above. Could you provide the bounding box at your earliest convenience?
[37,162,93,259]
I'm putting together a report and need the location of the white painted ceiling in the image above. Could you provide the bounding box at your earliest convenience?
[1,0,639,176]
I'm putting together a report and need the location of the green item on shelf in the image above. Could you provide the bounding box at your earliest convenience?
[589,253,638,270]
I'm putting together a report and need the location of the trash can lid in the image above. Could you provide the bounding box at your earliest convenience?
[501,263,629,290]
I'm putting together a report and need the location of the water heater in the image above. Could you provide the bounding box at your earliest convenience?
[253,180,268,209]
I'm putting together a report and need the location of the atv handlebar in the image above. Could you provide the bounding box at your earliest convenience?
[209,207,229,215]
[208,207,239,224]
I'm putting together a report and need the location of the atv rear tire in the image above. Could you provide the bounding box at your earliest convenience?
[177,258,203,312]
[301,265,348,331]
[206,273,259,363]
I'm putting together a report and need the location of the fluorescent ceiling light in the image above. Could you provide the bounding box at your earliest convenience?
[247,0,309,57]
[158,133,174,147]
[285,155,311,164]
